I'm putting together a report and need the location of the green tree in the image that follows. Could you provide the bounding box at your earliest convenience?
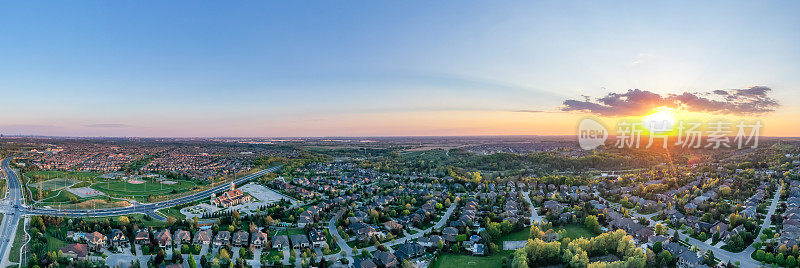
[659,250,673,265]
[776,253,785,266]
[652,241,662,254]
[189,254,197,268]
[512,250,528,268]
[584,215,600,234]
[756,250,766,261]
[220,248,231,260]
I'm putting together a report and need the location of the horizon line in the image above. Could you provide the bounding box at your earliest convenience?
[2,134,799,139]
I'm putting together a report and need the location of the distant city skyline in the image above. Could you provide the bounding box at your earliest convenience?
[1,1,798,137]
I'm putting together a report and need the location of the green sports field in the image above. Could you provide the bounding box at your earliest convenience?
[90,179,196,199]
[24,170,99,182]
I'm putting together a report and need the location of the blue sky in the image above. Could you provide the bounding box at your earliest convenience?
[0,1,798,136]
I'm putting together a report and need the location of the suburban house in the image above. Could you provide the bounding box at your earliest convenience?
[354,258,377,268]
[383,221,404,232]
[291,234,310,249]
[308,229,327,248]
[373,251,399,268]
[251,231,269,249]
[110,229,129,248]
[233,231,250,247]
[272,235,290,250]
[84,231,107,251]
[156,229,172,248]
[395,242,425,261]
[59,243,89,260]
[418,235,443,248]
[214,231,232,247]
[677,250,703,267]
[442,227,459,243]
[193,230,212,245]
[135,230,150,245]
[174,229,192,245]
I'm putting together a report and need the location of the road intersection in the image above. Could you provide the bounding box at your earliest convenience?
[0,157,281,267]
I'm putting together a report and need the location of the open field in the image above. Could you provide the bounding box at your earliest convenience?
[499,228,531,242]
[557,224,598,239]
[37,190,82,204]
[24,170,99,182]
[90,178,196,200]
[431,251,513,268]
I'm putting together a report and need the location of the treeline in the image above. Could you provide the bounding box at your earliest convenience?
[366,149,658,178]
[513,228,650,268]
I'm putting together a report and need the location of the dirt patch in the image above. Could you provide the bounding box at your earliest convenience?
[75,199,131,209]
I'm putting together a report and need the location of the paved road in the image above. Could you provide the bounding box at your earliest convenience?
[522,190,543,223]
[600,184,783,268]
[0,158,280,266]
[0,158,25,268]
[327,209,353,264]
[10,164,281,220]
[328,202,458,261]
[664,184,781,268]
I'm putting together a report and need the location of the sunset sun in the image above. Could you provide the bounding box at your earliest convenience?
[642,106,677,133]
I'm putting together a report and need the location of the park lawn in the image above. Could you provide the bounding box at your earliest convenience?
[499,228,531,242]
[27,183,70,201]
[431,251,513,268]
[557,224,598,240]
[36,189,81,204]
[158,207,187,220]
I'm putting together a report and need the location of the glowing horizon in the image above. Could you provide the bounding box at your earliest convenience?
[0,1,798,137]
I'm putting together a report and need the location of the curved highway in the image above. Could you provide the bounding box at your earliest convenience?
[1,157,280,221]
